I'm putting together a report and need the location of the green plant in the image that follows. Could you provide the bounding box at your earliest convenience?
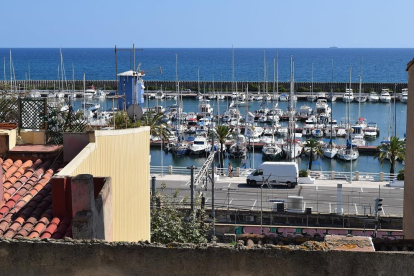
[374,136,405,174]
[215,125,232,169]
[151,185,211,244]
[299,169,308,177]
[397,169,405,181]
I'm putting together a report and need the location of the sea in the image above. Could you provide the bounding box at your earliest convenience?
[1,48,413,82]
[1,48,411,173]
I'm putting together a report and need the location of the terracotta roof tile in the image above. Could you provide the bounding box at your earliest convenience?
[0,158,70,240]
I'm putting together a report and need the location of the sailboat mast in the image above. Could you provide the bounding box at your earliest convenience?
[330,59,334,148]
[311,62,314,96]
[232,45,235,93]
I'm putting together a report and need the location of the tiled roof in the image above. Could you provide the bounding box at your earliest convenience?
[0,158,72,239]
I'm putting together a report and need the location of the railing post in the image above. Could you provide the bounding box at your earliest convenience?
[380,172,384,182]
[169,165,172,175]
[331,171,335,180]
[236,167,240,177]
[355,171,360,181]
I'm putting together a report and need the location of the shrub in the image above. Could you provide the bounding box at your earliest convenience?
[397,169,404,181]
[299,169,308,177]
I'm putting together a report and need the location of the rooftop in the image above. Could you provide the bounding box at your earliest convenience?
[0,158,71,239]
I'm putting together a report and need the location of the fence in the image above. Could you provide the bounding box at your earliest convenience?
[150,165,396,182]
[157,185,404,217]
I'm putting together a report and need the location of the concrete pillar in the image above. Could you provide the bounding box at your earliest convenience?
[169,165,172,174]
[404,59,414,238]
[380,172,384,182]
[355,171,360,181]
[337,183,342,215]
[71,174,95,239]
[236,167,240,177]
[331,171,335,180]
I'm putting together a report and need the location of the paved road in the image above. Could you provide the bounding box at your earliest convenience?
[153,175,403,216]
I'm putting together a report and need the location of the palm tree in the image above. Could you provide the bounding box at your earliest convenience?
[215,125,232,169]
[374,136,405,174]
[304,139,323,170]
[139,111,170,141]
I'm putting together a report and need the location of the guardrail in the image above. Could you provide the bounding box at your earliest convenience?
[151,166,397,182]
[309,170,397,182]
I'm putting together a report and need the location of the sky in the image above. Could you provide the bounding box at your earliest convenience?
[0,0,412,48]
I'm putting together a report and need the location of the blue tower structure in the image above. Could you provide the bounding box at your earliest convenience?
[117,70,145,110]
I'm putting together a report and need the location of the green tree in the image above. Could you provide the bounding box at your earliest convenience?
[215,125,232,169]
[151,185,210,244]
[374,136,405,174]
[304,139,323,170]
[138,110,170,140]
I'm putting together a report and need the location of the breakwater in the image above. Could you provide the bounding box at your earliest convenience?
[0,80,408,92]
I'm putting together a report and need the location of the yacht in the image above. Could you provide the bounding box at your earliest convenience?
[56,92,65,99]
[312,128,324,138]
[197,100,214,117]
[327,93,337,102]
[368,91,380,102]
[229,134,248,158]
[315,99,331,117]
[351,135,366,147]
[253,94,263,101]
[342,88,354,102]
[298,105,313,118]
[231,92,239,100]
[84,85,96,99]
[165,94,177,100]
[379,89,391,103]
[262,143,282,160]
[189,136,208,155]
[399,88,408,103]
[29,91,41,98]
[307,94,317,102]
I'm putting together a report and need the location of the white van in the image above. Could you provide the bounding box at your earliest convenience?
[246,162,298,188]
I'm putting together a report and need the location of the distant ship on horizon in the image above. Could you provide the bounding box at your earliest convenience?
[329,46,338,49]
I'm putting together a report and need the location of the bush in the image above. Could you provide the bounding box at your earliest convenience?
[397,169,404,181]
[299,169,308,177]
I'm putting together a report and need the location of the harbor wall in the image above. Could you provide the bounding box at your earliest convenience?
[0,80,408,93]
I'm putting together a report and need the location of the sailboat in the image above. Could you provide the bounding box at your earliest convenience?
[307,63,317,102]
[283,56,303,160]
[323,60,339,159]
[337,65,359,162]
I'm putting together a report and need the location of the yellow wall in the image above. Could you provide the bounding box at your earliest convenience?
[19,130,45,144]
[58,127,150,242]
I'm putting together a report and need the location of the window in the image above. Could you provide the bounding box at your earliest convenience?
[254,169,263,176]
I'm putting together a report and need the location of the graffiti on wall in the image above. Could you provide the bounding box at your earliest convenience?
[234,226,403,240]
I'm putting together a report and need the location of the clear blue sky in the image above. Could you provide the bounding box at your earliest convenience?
[1,0,412,48]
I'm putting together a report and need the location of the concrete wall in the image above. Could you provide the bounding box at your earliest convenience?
[0,239,414,276]
[404,62,414,238]
[58,127,150,242]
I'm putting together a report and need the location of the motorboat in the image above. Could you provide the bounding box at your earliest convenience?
[312,128,324,138]
[172,141,189,155]
[253,94,263,101]
[342,88,354,102]
[399,88,408,103]
[351,135,366,147]
[29,91,41,98]
[277,126,288,136]
[155,90,165,100]
[189,136,208,155]
[94,90,106,99]
[326,93,337,102]
[264,94,272,101]
[229,134,247,158]
[279,94,289,101]
[186,112,197,121]
[379,89,391,103]
[217,94,225,100]
[302,124,313,137]
[231,92,239,100]
[56,92,65,99]
[368,91,379,102]
[307,94,317,102]
[165,94,177,100]
[364,123,378,139]
[315,99,331,117]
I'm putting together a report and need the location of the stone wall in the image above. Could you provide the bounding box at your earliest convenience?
[0,239,414,276]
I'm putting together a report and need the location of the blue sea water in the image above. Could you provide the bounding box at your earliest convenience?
[0,48,413,82]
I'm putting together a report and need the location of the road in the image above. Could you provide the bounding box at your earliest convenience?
[153,175,404,216]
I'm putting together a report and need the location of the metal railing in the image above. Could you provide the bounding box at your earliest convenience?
[150,165,397,182]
